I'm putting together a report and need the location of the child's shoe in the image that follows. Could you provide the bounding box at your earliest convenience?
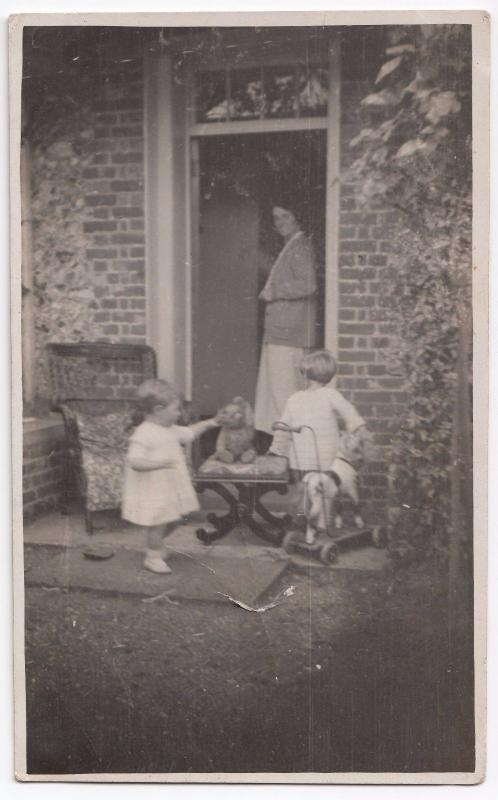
[143,550,172,574]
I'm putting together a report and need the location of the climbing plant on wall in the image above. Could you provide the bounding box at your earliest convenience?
[26,112,97,408]
[348,25,472,560]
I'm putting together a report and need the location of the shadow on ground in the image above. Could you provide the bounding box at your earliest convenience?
[24,559,474,775]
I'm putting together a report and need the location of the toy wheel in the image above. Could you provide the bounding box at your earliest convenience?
[372,526,387,548]
[282,530,298,555]
[320,542,338,565]
[196,528,212,545]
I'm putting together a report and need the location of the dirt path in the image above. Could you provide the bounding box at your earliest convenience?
[24,561,474,775]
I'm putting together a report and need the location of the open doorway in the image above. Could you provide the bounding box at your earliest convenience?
[192,131,326,417]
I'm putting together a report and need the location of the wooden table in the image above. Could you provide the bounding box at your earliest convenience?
[194,474,291,546]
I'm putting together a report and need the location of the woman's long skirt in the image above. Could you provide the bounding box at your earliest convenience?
[254,343,307,434]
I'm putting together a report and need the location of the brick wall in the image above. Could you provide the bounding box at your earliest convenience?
[25,49,404,523]
[25,56,147,520]
[82,67,146,343]
[23,420,66,520]
[337,81,407,520]
[29,57,147,403]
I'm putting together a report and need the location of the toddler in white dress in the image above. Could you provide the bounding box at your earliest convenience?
[122,379,218,574]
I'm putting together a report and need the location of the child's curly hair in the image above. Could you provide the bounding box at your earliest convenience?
[135,378,180,414]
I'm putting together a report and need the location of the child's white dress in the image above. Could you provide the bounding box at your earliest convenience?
[122,421,199,526]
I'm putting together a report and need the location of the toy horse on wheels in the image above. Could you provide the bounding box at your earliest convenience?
[273,421,386,565]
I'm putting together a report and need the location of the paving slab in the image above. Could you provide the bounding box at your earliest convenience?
[24,543,291,607]
[23,511,284,559]
[24,511,151,550]
[24,512,390,575]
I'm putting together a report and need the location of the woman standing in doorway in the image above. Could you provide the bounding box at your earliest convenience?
[254,202,319,436]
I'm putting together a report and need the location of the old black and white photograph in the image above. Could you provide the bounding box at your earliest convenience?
[10,10,488,783]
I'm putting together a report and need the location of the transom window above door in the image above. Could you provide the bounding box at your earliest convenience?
[196,63,329,123]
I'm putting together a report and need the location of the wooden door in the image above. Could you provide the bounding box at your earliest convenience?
[192,142,260,416]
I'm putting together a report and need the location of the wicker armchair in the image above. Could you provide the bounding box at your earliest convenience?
[48,342,157,533]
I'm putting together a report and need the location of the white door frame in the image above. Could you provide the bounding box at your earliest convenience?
[144,34,340,399]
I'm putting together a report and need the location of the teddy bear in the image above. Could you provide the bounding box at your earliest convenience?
[214,396,256,464]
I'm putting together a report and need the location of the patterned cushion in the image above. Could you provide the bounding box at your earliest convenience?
[73,411,134,511]
[74,410,133,454]
[197,454,288,480]
[81,449,126,511]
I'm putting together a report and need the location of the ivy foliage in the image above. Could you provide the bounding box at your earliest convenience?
[348,26,472,558]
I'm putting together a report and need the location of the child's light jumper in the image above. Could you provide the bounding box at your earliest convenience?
[271,386,365,472]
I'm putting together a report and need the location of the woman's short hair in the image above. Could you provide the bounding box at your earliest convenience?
[273,200,305,228]
[135,378,179,412]
[300,350,337,384]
